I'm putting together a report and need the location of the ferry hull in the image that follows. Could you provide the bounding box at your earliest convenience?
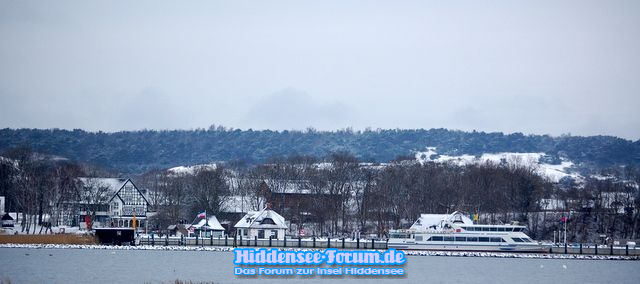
[388,243,550,253]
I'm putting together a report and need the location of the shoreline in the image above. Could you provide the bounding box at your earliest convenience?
[1,243,638,261]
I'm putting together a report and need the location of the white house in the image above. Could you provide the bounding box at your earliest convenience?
[55,178,153,231]
[234,207,288,239]
[107,179,152,230]
[189,215,225,238]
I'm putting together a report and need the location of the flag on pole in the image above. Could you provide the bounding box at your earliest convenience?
[197,211,206,219]
[560,217,568,223]
[84,214,92,230]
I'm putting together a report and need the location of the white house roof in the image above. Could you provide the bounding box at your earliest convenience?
[410,211,473,231]
[191,216,225,231]
[78,177,127,195]
[222,195,263,214]
[234,208,288,229]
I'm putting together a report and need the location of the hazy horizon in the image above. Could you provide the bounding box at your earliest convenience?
[2,1,639,139]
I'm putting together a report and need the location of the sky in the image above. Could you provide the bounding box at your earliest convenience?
[1,0,639,140]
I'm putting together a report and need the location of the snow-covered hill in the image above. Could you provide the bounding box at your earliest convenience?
[167,163,218,175]
[415,147,582,183]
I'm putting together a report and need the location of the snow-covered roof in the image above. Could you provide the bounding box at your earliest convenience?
[78,177,127,195]
[263,180,313,194]
[221,195,263,214]
[234,208,287,229]
[191,216,225,231]
[410,211,473,231]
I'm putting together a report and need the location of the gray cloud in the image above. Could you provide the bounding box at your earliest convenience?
[243,88,352,130]
[1,0,639,139]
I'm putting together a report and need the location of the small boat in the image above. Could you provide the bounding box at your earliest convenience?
[388,211,549,252]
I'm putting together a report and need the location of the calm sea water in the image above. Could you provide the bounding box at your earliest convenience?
[0,248,638,284]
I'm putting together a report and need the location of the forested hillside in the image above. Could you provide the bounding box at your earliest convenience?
[1,127,638,173]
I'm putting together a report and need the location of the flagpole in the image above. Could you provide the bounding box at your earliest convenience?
[563,215,567,245]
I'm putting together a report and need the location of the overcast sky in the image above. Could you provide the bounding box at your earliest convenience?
[1,1,639,140]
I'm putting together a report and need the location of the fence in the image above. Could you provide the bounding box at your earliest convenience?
[139,235,389,250]
[549,244,640,256]
[138,235,640,256]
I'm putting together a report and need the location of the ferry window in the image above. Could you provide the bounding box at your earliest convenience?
[467,237,478,242]
[490,238,502,242]
[497,227,505,232]
[490,227,497,231]
[461,227,468,231]
[431,236,443,241]
[455,237,466,242]
[524,238,532,242]
[479,237,490,242]
[444,236,454,242]
[482,227,490,231]
[514,228,522,232]
[513,238,523,242]
[391,232,409,238]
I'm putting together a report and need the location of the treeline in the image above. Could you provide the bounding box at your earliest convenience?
[0,147,94,233]
[2,147,639,242]
[140,153,640,242]
[1,127,638,173]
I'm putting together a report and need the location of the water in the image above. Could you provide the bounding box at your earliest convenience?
[0,248,638,283]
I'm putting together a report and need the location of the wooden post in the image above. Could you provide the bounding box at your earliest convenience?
[564,243,567,254]
[196,234,199,246]
[610,244,614,255]
[595,244,598,255]
[579,243,582,254]
[342,238,345,249]
[626,245,629,256]
[372,239,375,249]
[284,236,287,248]
[151,234,155,246]
[239,235,243,247]
[327,238,330,248]
[269,236,272,247]
[357,238,360,249]
[255,236,258,247]
[313,237,316,248]
[225,235,228,246]
[298,237,302,248]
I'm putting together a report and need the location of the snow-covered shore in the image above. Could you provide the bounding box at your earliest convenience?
[1,243,638,260]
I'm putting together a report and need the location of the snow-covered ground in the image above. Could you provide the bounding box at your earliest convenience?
[0,243,637,260]
[415,147,581,182]
[1,223,86,235]
[168,163,218,175]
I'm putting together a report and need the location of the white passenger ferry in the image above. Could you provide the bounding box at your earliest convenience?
[388,211,549,252]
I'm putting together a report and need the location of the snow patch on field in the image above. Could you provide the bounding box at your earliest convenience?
[415,147,580,182]
[168,164,217,175]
